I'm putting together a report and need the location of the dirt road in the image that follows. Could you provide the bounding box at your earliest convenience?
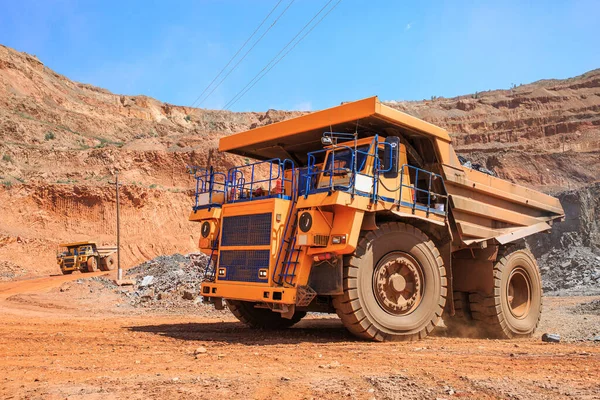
[0,275,598,399]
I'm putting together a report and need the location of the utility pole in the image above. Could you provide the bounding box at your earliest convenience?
[110,171,132,285]
[115,171,122,281]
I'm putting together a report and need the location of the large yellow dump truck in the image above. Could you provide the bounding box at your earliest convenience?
[57,241,117,275]
[189,97,564,341]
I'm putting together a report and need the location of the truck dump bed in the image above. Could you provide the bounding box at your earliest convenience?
[219,96,564,245]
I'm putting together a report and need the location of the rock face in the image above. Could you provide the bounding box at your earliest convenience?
[0,43,598,282]
[528,183,600,294]
[387,72,600,192]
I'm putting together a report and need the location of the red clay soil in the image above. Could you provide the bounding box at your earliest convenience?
[0,274,598,399]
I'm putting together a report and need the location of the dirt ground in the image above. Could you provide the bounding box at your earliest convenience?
[0,272,598,400]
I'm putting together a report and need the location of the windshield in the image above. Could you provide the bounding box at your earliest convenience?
[324,146,369,175]
[77,246,91,254]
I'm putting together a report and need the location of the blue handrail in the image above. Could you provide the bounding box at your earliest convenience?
[272,165,299,285]
[304,136,394,198]
[188,166,227,210]
[302,136,448,217]
[227,158,296,202]
[396,164,449,217]
[305,145,357,195]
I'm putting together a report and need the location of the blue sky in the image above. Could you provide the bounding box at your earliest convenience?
[1,0,599,112]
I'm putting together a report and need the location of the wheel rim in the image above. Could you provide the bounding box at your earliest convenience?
[372,252,424,316]
[507,267,531,319]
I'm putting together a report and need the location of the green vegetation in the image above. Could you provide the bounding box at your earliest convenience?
[2,154,12,162]
[45,131,56,141]
[149,184,158,189]
[15,111,124,149]
[14,176,25,184]
[2,180,12,188]
[94,175,110,182]
[184,115,192,122]
[56,178,78,184]
[95,137,110,148]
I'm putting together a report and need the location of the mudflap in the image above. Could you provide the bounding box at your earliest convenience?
[204,296,224,310]
[307,257,343,295]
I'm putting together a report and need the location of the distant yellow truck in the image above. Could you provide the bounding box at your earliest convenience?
[57,241,117,274]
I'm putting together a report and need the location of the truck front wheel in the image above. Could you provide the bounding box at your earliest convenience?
[226,300,306,329]
[333,222,447,341]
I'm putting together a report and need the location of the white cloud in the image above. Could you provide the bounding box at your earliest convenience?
[405,23,412,31]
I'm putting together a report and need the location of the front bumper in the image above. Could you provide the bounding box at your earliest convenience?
[201,282,297,305]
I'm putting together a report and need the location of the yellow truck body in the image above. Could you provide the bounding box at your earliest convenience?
[57,241,117,274]
[189,97,564,341]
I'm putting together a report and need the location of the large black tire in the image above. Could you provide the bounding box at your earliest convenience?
[469,247,542,338]
[86,257,98,273]
[333,222,447,341]
[226,300,307,329]
[61,270,74,275]
[442,290,489,338]
[443,291,472,335]
[99,254,116,271]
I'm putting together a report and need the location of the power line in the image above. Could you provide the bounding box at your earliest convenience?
[223,0,335,110]
[189,0,285,108]
[223,0,342,111]
[196,0,296,108]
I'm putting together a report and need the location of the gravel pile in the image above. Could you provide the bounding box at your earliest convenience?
[538,247,600,294]
[0,260,27,282]
[529,183,600,296]
[573,299,600,316]
[124,253,209,308]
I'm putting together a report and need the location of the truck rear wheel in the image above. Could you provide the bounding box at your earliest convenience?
[99,255,116,271]
[470,247,542,338]
[86,257,98,272]
[226,300,306,329]
[333,222,447,341]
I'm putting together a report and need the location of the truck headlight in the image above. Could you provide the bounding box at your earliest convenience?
[299,212,313,232]
[331,235,347,244]
[218,268,226,276]
[201,221,211,238]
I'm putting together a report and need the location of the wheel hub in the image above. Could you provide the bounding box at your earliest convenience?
[390,274,407,292]
[507,267,531,319]
[373,253,423,315]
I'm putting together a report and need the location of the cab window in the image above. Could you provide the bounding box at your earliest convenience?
[324,145,369,175]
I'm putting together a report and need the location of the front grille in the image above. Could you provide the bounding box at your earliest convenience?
[221,213,271,246]
[64,257,75,268]
[218,250,270,283]
[313,235,329,246]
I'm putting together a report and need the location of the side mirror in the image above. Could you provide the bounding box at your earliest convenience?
[321,136,333,146]
[383,136,400,179]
